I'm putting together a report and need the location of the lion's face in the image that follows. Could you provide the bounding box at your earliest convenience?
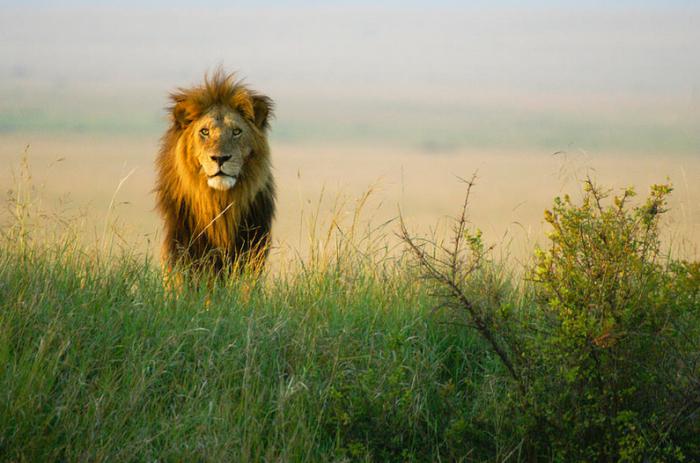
[189,106,255,191]
[166,74,273,196]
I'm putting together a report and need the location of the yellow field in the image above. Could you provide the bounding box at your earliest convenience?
[1,134,698,266]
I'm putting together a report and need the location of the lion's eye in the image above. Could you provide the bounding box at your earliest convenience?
[199,128,209,137]
[232,128,242,137]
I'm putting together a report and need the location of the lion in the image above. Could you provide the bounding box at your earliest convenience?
[155,70,275,277]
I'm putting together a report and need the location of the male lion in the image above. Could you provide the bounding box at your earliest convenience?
[155,70,275,276]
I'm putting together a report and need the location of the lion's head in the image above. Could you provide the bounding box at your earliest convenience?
[156,70,276,273]
[168,71,273,194]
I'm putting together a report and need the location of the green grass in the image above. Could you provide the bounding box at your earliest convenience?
[0,235,511,461]
[1,176,699,462]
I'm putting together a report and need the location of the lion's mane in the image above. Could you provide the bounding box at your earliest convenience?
[155,71,275,274]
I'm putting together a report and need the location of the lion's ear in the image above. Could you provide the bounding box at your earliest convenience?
[172,99,196,130]
[252,95,274,130]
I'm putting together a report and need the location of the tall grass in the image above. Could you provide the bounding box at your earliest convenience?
[2,236,492,461]
[0,160,512,462]
[1,157,698,462]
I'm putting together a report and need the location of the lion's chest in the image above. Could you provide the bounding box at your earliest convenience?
[181,193,243,252]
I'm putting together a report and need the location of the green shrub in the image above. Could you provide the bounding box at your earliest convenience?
[404,178,700,462]
[526,180,699,461]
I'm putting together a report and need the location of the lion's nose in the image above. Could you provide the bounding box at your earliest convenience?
[210,154,231,167]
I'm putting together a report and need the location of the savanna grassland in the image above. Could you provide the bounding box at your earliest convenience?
[2,3,700,460]
[1,142,699,461]
[2,53,700,463]
[1,134,698,263]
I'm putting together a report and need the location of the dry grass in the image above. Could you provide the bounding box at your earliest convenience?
[1,134,698,268]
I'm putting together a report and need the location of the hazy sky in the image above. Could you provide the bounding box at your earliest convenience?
[2,0,698,6]
[1,1,699,151]
[2,3,699,101]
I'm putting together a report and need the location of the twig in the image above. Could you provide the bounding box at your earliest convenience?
[397,177,521,385]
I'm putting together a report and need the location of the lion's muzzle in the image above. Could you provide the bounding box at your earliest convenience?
[207,174,237,191]
[210,154,231,167]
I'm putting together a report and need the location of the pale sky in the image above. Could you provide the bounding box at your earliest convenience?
[2,3,698,99]
[1,2,699,150]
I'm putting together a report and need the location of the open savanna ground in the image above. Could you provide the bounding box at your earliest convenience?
[1,134,699,268]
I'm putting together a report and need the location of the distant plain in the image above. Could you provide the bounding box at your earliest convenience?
[2,131,698,267]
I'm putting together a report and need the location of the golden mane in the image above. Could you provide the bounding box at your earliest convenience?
[155,70,275,275]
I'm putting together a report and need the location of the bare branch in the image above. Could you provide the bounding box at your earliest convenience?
[398,178,521,384]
